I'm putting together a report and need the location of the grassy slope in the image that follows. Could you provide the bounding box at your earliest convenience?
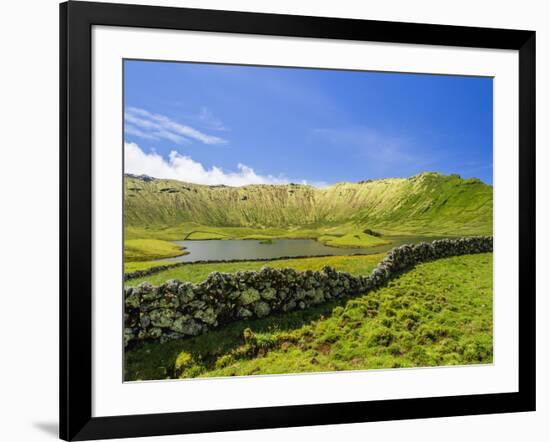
[124,239,187,262]
[319,232,388,248]
[125,260,174,273]
[125,253,493,380]
[125,253,385,286]
[124,172,493,237]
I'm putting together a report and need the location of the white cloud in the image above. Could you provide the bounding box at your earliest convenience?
[124,107,227,145]
[125,142,326,187]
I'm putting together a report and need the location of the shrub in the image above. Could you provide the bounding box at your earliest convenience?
[173,351,194,377]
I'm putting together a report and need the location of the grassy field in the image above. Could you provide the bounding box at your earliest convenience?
[125,253,385,286]
[124,260,175,273]
[125,225,192,241]
[319,232,388,248]
[127,222,389,245]
[186,231,229,240]
[124,239,187,262]
[125,252,493,381]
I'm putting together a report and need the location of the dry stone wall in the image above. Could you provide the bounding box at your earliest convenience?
[124,236,493,347]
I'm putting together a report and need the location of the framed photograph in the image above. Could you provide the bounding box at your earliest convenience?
[60,1,536,440]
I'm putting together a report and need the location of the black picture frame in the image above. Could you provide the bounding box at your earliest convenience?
[60,1,536,440]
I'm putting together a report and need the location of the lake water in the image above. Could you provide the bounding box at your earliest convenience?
[160,236,445,263]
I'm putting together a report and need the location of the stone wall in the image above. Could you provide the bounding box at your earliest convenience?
[124,236,492,347]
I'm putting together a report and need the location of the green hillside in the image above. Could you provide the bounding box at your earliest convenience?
[124,172,492,241]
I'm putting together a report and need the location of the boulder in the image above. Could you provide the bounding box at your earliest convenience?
[239,288,261,305]
[149,308,175,328]
[171,317,202,336]
[194,307,217,325]
[260,287,277,301]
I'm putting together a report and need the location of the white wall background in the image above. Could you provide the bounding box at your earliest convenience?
[0,0,547,441]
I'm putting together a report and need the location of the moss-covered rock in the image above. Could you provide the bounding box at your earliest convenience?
[253,301,271,318]
[149,308,175,328]
[239,288,261,305]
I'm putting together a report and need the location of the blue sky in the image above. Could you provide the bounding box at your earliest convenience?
[124,60,493,186]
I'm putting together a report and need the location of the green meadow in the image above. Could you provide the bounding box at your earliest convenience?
[124,239,187,262]
[125,253,493,380]
[125,254,385,286]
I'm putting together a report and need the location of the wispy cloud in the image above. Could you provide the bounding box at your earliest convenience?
[125,121,188,144]
[125,142,326,187]
[198,107,227,131]
[124,107,227,145]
